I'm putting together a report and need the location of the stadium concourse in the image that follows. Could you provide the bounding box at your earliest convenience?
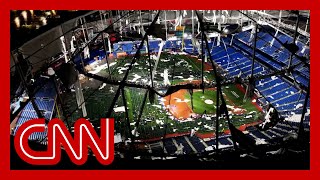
[10,10,310,169]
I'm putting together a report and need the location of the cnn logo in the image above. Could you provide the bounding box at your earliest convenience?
[14,118,114,165]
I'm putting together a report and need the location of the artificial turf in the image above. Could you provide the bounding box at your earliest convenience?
[222,85,259,112]
[184,84,260,115]
[184,89,217,114]
[62,53,262,139]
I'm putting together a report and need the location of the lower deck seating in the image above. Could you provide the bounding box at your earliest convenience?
[13,81,56,142]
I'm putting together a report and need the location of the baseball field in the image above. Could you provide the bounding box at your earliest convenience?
[62,52,263,140]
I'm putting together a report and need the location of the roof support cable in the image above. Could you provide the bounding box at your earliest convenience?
[105,11,161,118]
[297,82,309,140]
[161,54,176,157]
[130,89,149,155]
[287,12,300,69]
[237,10,309,69]
[121,88,134,154]
[11,51,44,122]
[195,11,238,153]
[146,37,154,88]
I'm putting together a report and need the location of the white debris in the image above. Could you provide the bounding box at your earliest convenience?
[118,67,128,74]
[98,83,107,90]
[113,106,125,113]
[163,69,171,85]
[295,103,303,109]
[114,133,122,143]
[267,148,283,155]
[88,62,116,74]
[271,76,277,80]
[205,146,214,151]
[234,108,243,112]
[204,124,214,130]
[151,157,162,160]
[204,99,214,105]
[226,105,234,109]
[174,76,184,79]
[165,157,177,159]
[129,74,142,82]
[156,120,164,125]
[109,62,117,67]
[175,98,190,103]
[160,98,166,102]
[152,105,162,109]
[160,59,170,62]
[131,128,139,137]
[255,138,268,145]
[218,144,233,149]
[109,87,114,93]
[286,114,302,122]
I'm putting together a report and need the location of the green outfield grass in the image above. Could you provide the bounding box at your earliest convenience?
[176,54,215,80]
[184,84,260,115]
[184,90,217,114]
[222,85,259,112]
[124,88,134,121]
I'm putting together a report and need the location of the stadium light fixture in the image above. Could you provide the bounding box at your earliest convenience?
[183,33,188,38]
[14,17,20,28]
[29,10,34,17]
[21,11,27,22]
[40,16,47,25]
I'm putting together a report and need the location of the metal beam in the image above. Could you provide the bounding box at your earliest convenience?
[237,10,309,68]
[195,11,238,152]
[105,11,161,118]
[250,24,258,78]
[288,13,300,68]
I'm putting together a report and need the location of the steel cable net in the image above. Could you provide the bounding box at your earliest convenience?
[10,10,310,159]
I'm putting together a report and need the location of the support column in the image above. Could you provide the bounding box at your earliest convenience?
[60,36,68,63]
[298,85,309,139]
[11,51,44,121]
[52,74,71,130]
[271,10,282,46]
[201,32,205,94]
[80,18,87,43]
[288,12,300,68]
[165,10,168,40]
[217,10,222,46]
[74,77,87,117]
[304,11,310,33]
[101,32,111,76]
[99,10,105,29]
